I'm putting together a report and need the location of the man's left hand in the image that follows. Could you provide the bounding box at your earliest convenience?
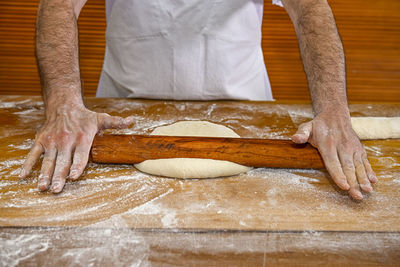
[291,109,378,200]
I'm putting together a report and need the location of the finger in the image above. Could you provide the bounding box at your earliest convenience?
[20,144,44,178]
[319,142,350,191]
[38,149,57,191]
[69,142,92,180]
[362,153,378,184]
[338,151,363,200]
[50,149,73,193]
[98,114,134,130]
[354,152,373,193]
[291,121,312,144]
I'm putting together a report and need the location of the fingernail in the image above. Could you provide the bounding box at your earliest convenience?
[340,181,350,190]
[370,175,378,183]
[51,182,61,192]
[70,170,78,179]
[19,169,25,178]
[38,182,48,190]
[354,191,363,200]
[361,184,373,192]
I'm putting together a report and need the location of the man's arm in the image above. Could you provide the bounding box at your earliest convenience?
[20,0,133,193]
[281,0,377,199]
[36,0,84,107]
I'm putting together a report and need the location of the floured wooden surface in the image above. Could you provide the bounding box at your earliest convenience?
[1,228,399,266]
[0,96,399,265]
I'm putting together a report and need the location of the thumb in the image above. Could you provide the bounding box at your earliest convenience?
[98,113,134,130]
[291,121,313,144]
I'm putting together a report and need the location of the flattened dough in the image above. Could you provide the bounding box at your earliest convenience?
[134,121,252,178]
[351,117,400,140]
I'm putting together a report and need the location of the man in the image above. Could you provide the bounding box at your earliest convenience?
[20,0,377,199]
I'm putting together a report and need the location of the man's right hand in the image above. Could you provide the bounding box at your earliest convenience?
[19,103,133,193]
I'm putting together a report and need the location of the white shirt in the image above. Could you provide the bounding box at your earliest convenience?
[97,1,283,100]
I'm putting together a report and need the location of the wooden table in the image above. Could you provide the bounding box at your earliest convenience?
[0,96,399,266]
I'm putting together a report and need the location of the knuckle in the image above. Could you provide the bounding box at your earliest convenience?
[32,142,43,152]
[361,154,369,162]
[340,140,353,151]
[354,151,366,161]
[45,135,57,146]
[341,158,353,167]
[338,139,358,154]
[324,137,336,147]
[84,125,98,137]
[342,163,355,172]
[76,132,88,143]
[353,156,363,166]
[33,132,45,143]
[78,133,93,145]
[58,131,73,144]
[99,113,110,122]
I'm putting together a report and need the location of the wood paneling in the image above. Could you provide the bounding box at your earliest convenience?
[0,1,399,101]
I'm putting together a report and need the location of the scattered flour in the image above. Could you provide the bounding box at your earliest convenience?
[8,139,34,151]
[1,97,399,265]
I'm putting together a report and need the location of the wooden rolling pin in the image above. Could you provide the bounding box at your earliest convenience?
[91,134,325,169]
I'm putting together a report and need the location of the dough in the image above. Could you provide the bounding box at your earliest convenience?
[134,121,252,178]
[351,117,400,140]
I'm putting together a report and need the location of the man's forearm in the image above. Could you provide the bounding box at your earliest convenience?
[284,0,348,115]
[36,0,83,114]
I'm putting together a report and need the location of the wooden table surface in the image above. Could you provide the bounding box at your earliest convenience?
[0,95,399,266]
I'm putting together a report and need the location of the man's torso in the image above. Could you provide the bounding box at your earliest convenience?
[97,0,273,101]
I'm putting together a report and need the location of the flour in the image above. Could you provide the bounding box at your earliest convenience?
[248,168,321,189]
[0,97,43,110]
[1,96,400,265]
[8,139,34,151]
[0,159,26,177]
[1,227,399,266]
[161,212,178,227]
[0,99,31,108]
[92,188,175,228]
[0,234,50,267]
[288,107,314,125]
[205,103,216,117]
[0,159,25,169]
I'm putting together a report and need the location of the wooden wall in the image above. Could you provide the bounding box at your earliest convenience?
[0,0,399,101]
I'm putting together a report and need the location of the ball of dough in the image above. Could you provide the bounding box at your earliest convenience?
[134,121,252,178]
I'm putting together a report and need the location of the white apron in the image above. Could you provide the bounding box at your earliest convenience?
[97,0,277,101]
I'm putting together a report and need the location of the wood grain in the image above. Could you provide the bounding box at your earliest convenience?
[1,96,399,265]
[0,1,399,101]
[91,135,325,168]
[1,227,399,266]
